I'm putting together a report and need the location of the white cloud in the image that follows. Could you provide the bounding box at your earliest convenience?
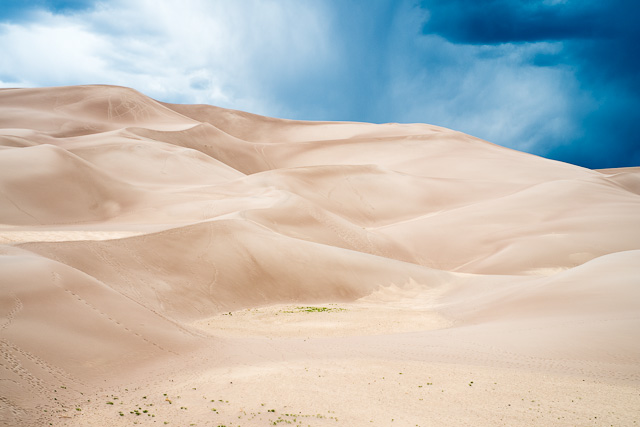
[0,0,335,115]
[0,18,109,84]
[385,26,590,154]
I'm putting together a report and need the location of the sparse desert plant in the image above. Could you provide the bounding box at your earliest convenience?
[281,306,346,314]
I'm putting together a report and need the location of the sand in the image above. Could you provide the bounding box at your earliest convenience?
[1,85,639,426]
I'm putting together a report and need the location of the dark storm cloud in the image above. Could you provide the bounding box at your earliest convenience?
[420,0,610,44]
[419,0,640,88]
[419,0,640,168]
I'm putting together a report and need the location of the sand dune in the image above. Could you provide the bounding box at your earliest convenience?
[0,144,141,225]
[1,85,639,426]
[22,220,451,321]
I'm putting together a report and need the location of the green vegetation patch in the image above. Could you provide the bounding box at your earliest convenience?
[280,306,346,314]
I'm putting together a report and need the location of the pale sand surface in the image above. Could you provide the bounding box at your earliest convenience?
[1,85,639,426]
[0,231,145,244]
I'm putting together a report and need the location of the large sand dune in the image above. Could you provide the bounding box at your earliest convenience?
[1,85,639,426]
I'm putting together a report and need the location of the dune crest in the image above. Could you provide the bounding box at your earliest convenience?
[1,85,639,426]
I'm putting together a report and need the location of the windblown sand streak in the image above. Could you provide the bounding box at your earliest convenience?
[1,85,638,426]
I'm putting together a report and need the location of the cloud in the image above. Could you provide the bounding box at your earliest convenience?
[420,0,609,44]
[364,3,583,156]
[0,18,109,85]
[416,0,640,168]
[0,0,335,116]
[390,40,584,153]
[0,0,95,22]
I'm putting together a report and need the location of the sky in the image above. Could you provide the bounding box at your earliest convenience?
[1,0,638,169]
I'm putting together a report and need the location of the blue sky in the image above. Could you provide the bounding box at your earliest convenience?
[1,0,638,169]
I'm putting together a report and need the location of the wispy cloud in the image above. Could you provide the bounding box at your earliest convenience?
[417,0,640,167]
[0,0,334,116]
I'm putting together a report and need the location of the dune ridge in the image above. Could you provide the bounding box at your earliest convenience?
[1,85,639,426]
